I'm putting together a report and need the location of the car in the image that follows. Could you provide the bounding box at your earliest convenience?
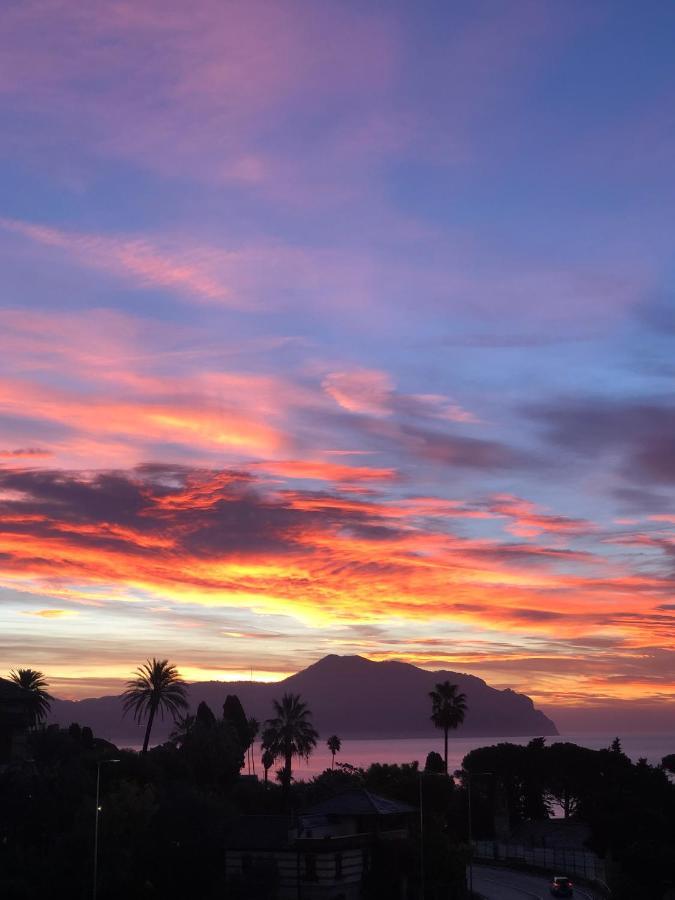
[550,875,574,896]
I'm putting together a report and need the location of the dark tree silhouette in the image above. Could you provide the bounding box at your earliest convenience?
[429,681,467,773]
[9,669,54,726]
[262,693,318,788]
[262,747,275,786]
[9,668,53,726]
[611,736,623,753]
[247,716,259,775]
[425,750,445,774]
[170,713,196,747]
[662,753,675,775]
[196,701,217,729]
[121,658,188,754]
[222,694,250,758]
[327,734,341,769]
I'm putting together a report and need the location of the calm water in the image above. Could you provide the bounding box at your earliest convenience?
[118,732,675,779]
[288,733,675,780]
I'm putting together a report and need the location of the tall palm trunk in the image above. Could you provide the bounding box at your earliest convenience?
[444,726,449,774]
[284,747,293,788]
[142,701,157,754]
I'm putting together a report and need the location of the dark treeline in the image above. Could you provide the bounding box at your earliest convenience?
[0,701,464,899]
[463,738,675,899]
[2,667,675,898]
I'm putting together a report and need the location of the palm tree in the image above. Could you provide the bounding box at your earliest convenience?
[247,716,259,775]
[327,734,341,769]
[429,680,467,774]
[9,668,53,726]
[169,712,196,747]
[261,693,318,789]
[121,658,188,754]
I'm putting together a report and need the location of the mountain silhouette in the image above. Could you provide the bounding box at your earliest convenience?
[48,654,557,744]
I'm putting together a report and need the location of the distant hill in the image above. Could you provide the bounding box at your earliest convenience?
[48,654,558,745]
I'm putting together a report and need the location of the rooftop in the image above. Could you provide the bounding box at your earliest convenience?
[304,788,416,818]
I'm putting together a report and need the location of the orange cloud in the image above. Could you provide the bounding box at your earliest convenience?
[0,377,285,458]
[24,609,77,618]
[254,458,397,483]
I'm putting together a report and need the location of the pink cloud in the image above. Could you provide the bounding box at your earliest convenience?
[489,494,597,539]
[323,369,394,416]
[323,368,478,423]
[1,218,233,304]
[0,377,286,461]
[0,448,51,459]
[253,458,397,484]
[0,0,398,185]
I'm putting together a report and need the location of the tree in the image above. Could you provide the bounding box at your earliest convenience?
[429,681,467,774]
[662,754,675,776]
[262,747,275,786]
[611,736,623,753]
[121,658,188,754]
[170,713,196,747]
[179,717,244,789]
[247,716,259,775]
[327,734,341,769]
[261,693,318,789]
[196,701,216,729]
[9,668,53,726]
[425,751,445,774]
[223,695,250,761]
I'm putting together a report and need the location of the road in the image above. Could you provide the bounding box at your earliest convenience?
[472,864,600,900]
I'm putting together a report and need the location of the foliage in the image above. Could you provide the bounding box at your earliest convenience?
[222,694,250,753]
[429,681,467,773]
[327,733,341,767]
[178,714,244,790]
[3,694,673,900]
[261,747,275,785]
[261,692,318,788]
[425,750,445,773]
[121,658,188,754]
[8,668,53,725]
[461,739,675,899]
[169,713,195,747]
[246,715,259,774]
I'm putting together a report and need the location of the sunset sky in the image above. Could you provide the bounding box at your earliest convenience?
[1,1,674,724]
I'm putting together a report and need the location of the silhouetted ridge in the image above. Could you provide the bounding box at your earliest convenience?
[47,654,558,743]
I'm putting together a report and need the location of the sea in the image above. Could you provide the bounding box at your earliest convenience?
[116,732,675,780]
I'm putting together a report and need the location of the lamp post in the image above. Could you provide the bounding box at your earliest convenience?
[93,758,120,900]
[464,771,493,898]
[419,771,425,899]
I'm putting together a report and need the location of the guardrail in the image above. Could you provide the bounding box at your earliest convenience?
[473,840,606,883]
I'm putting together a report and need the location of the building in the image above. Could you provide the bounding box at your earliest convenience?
[225,789,416,899]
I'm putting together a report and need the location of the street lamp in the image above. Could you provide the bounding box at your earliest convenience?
[93,758,120,900]
[419,771,425,900]
[461,770,493,897]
